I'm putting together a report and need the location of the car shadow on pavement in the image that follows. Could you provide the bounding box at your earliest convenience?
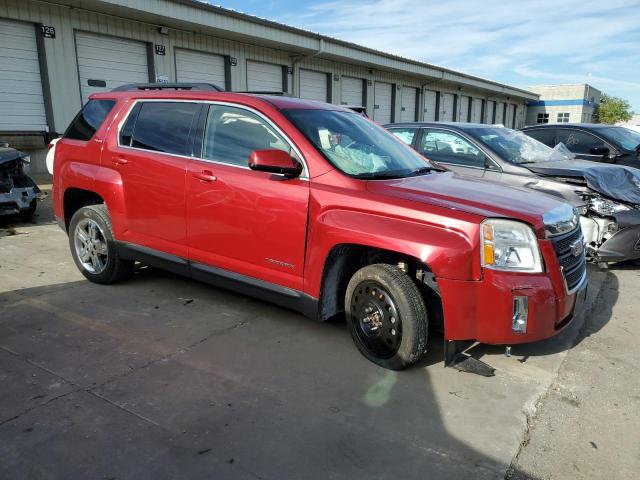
[0,267,545,480]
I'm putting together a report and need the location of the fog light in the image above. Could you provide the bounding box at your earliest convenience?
[512,296,528,334]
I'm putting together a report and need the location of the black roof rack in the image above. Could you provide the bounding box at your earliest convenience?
[236,91,293,96]
[111,83,224,92]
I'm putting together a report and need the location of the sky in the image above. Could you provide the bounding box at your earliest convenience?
[206,0,640,111]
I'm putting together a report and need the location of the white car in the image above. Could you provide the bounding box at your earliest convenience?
[46,137,60,175]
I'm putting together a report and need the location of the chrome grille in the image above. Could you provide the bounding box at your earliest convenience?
[551,227,586,293]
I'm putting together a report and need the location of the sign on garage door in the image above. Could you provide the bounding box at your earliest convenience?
[373,82,393,124]
[423,90,437,121]
[75,32,149,103]
[176,48,226,89]
[400,86,417,122]
[470,98,483,123]
[299,69,328,101]
[247,60,283,92]
[440,93,455,121]
[0,19,47,132]
[494,102,505,124]
[458,95,470,122]
[341,76,365,106]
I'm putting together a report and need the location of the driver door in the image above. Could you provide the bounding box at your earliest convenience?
[186,104,309,291]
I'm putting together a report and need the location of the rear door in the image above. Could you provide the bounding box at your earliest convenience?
[109,100,202,258]
[186,103,309,290]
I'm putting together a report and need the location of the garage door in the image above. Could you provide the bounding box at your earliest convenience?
[494,102,505,124]
[423,90,437,121]
[247,60,283,92]
[470,98,483,123]
[300,69,328,102]
[373,82,393,124]
[76,32,149,104]
[341,76,364,106]
[506,104,516,128]
[176,49,226,89]
[458,95,470,122]
[0,19,47,132]
[400,86,417,122]
[440,93,455,121]
[486,101,495,123]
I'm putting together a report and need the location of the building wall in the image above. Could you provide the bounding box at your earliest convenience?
[0,0,532,174]
[525,84,601,125]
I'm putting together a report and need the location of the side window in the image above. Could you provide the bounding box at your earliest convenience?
[419,129,487,168]
[555,130,607,155]
[524,129,556,147]
[202,105,290,167]
[389,128,416,145]
[129,102,200,156]
[64,99,116,141]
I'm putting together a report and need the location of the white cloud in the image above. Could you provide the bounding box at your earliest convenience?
[278,0,640,109]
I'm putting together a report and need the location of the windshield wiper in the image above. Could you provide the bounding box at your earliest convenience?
[407,166,439,176]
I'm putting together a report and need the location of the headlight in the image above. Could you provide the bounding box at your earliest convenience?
[481,219,543,273]
[589,197,631,216]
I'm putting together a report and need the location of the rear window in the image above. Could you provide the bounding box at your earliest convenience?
[64,99,116,141]
[124,102,200,156]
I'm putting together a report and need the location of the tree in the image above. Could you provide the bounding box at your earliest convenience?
[593,93,633,124]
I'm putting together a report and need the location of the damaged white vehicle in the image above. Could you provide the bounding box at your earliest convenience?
[0,141,41,221]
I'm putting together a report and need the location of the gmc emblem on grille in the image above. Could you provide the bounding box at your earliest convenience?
[570,239,584,257]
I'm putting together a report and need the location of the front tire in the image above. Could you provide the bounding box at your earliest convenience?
[345,264,428,370]
[68,204,134,284]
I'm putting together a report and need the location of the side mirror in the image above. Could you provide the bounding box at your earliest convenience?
[589,146,610,156]
[248,149,302,177]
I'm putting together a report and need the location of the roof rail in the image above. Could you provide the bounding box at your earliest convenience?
[236,91,293,97]
[111,83,224,92]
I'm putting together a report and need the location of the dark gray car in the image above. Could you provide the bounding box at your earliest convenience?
[385,122,640,264]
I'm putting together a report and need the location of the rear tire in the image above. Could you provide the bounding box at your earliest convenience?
[68,204,134,284]
[345,264,428,370]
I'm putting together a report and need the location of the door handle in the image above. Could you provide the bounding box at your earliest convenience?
[113,157,129,165]
[192,170,217,182]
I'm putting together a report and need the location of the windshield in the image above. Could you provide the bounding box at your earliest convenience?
[282,109,439,178]
[598,127,640,152]
[466,126,575,164]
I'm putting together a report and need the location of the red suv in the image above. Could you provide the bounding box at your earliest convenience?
[52,84,588,370]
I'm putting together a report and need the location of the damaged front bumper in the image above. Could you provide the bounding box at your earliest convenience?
[581,210,640,262]
[0,176,41,216]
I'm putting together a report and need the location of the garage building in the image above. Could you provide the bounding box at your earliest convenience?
[0,0,538,173]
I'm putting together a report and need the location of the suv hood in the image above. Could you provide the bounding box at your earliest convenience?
[524,159,640,205]
[366,171,570,233]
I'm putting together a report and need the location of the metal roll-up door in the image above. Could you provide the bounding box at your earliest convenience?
[0,19,47,132]
[373,81,393,124]
[441,93,455,121]
[494,102,505,124]
[486,101,495,123]
[176,49,226,88]
[471,98,483,123]
[76,32,149,103]
[458,95,470,122]
[247,60,283,92]
[400,86,417,122]
[423,90,437,121]
[506,104,516,128]
[341,76,364,106]
[300,69,328,101]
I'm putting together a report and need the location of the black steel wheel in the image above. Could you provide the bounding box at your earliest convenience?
[345,264,428,370]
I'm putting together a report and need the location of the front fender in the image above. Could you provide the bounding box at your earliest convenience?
[304,207,481,297]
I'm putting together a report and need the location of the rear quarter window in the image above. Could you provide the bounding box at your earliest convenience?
[64,99,116,141]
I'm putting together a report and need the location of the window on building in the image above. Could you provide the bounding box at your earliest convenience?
[536,113,549,124]
[557,112,570,123]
